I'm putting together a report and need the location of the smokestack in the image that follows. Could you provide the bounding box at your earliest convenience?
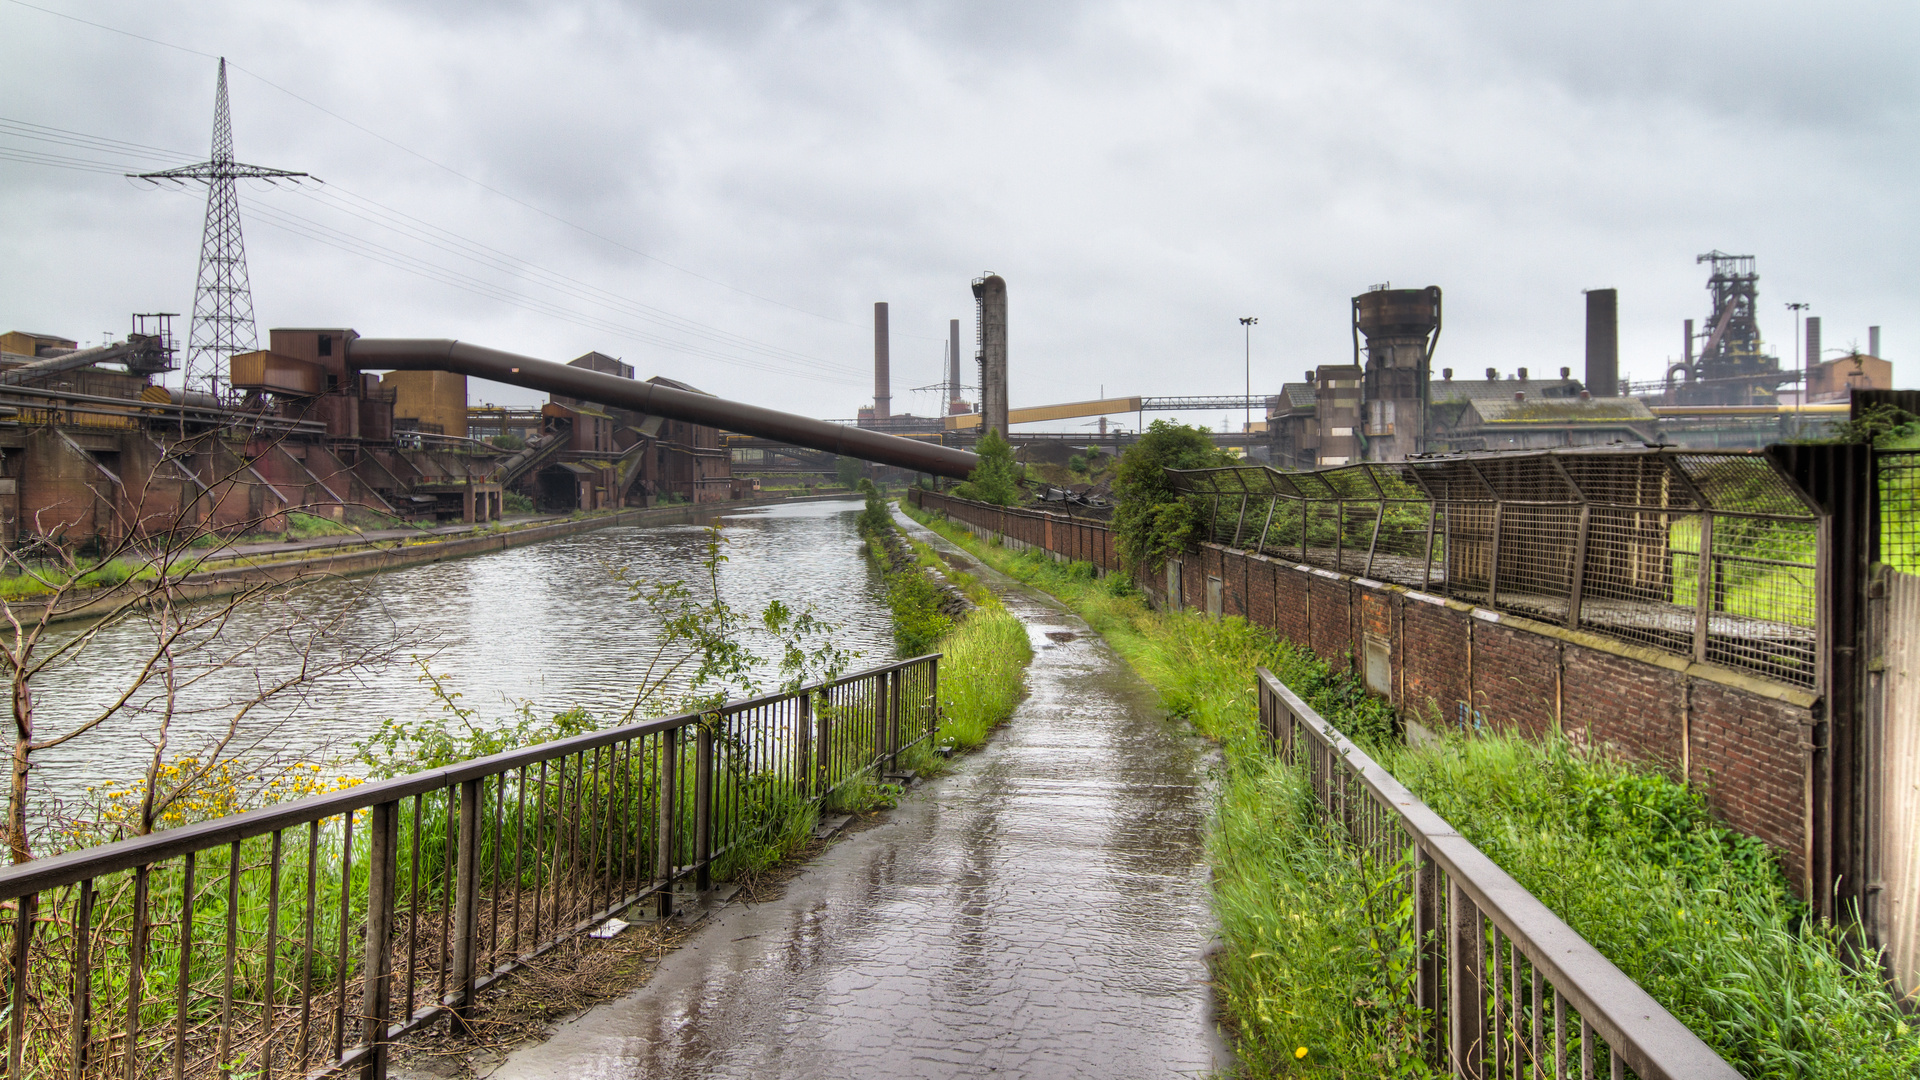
[1870,325,1880,357]
[973,274,1009,438]
[1807,316,1821,371]
[948,318,961,409]
[1684,318,1694,367]
[1584,288,1618,396]
[873,302,890,420]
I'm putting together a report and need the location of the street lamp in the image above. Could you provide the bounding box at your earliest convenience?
[1240,317,1258,435]
[1786,302,1809,425]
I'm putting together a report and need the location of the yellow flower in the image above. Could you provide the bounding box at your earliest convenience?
[1294,1047,1308,1060]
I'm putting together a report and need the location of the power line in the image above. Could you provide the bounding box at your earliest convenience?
[2,113,866,382]
[2,0,870,331]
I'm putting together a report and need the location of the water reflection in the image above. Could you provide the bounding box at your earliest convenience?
[32,498,890,805]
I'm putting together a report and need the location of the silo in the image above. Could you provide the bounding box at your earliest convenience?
[1351,285,1442,460]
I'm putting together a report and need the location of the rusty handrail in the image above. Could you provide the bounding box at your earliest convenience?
[0,654,941,1079]
[1256,668,1741,1079]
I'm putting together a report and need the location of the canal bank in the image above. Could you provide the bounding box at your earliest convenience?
[481,508,1229,1080]
[31,496,898,807]
[29,492,855,628]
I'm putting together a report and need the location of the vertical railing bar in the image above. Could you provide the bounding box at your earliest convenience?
[511,768,528,959]
[263,830,282,1080]
[171,852,195,1080]
[533,761,549,948]
[9,889,36,1080]
[219,842,240,1079]
[656,727,678,920]
[404,797,421,1021]
[695,723,714,893]
[1530,966,1543,1080]
[331,812,356,1064]
[558,754,578,930]
[450,779,481,1033]
[297,820,319,1071]
[1580,1016,1594,1080]
[69,878,94,1080]
[123,865,151,1080]
[1554,990,1566,1080]
[436,788,454,1002]
[489,773,504,968]
[358,801,397,1080]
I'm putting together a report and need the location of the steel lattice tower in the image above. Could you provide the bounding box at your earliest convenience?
[134,59,305,397]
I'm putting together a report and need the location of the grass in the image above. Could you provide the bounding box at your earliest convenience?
[904,500,1920,1078]
[864,504,1032,757]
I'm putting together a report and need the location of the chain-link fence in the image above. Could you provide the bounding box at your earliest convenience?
[1172,447,1821,689]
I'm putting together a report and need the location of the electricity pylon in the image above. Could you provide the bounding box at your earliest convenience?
[134,58,306,398]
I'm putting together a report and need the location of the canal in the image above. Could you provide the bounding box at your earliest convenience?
[30,498,893,810]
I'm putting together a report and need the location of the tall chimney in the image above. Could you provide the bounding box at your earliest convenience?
[1584,288,1618,396]
[1684,318,1694,368]
[1807,315,1822,372]
[1870,325,1881,357]
[974,274,1009,438]
[948,318,962,411]
[872,302,890,420]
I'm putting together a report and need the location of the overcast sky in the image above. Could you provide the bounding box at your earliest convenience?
[2,0,1914,427]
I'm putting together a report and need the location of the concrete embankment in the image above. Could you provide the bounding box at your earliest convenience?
[32,492,853,628]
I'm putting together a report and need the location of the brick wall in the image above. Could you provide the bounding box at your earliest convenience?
[909,489,1820,894]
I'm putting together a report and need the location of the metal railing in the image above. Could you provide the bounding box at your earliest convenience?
[1177,448,1822,689]
[0,655,938,1080]
[1257,668,1741,1079]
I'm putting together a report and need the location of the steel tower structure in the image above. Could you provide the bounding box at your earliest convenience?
[134,59,306,397]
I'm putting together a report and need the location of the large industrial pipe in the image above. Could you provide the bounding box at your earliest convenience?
[349,339,980,479]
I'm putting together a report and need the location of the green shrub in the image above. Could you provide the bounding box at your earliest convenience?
[1110,420,1233,570]
[953,429,1022,505]
[887,568,953,656]
[502,491,536,514]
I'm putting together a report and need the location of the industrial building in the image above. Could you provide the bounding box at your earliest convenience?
[1267,255,1896,464]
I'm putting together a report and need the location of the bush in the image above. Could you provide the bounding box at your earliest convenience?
[953,429,1022,505]
[502,491,536,514]
[1111,420,1233,570]
[887,568,953,656]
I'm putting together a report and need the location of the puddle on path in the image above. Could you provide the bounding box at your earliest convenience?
[485,512,1229,1080]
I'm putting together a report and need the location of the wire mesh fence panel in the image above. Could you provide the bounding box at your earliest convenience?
[1880,451,1920,575]
[1163,449,1824,688]
[1492,504,1580,623]
[1581,508,1695,658]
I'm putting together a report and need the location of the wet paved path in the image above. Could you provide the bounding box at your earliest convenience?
[490,512,1228,1079]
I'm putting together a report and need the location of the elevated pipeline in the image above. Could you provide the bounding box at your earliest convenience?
[349,338,980,479]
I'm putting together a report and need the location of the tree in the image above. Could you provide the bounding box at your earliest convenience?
[954,429,1022,505]
[1111,420,1234,570]
[3,429,414,859]
[835,455,865,489]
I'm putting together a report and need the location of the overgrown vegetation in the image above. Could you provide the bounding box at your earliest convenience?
[953,428,1023,505]
[1110,420,1233,570]
[905,501,1920,1078]
[859,496,1031,757]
